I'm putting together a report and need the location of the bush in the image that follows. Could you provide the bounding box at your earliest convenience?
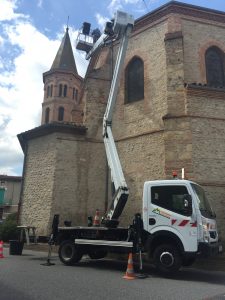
[0,213,19,242]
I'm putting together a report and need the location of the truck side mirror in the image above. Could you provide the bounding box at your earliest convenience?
[183,194,192,215]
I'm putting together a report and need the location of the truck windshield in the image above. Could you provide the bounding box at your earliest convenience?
[191,183,215,218]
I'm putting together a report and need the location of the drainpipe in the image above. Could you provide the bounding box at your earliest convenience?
[17,138,27,225]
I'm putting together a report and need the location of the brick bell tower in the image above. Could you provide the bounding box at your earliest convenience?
[42,27,83,125]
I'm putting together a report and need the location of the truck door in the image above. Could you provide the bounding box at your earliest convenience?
[148,185,198,252]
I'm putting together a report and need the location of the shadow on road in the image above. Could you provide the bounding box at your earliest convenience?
[68,257,225,286]
[22,249,225,286]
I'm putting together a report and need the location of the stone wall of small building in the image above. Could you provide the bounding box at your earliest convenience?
[20,129,108,236]
[50,132,107,227]
[20,134,57,236]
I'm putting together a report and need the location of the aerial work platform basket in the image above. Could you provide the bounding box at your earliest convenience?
[76,22,100,53]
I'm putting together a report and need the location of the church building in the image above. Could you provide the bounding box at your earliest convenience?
[18,1,225,242]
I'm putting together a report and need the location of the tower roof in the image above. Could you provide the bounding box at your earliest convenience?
[51,28,77,74]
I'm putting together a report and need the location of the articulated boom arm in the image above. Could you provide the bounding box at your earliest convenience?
[103,14,134,222]
[87,11,134,225]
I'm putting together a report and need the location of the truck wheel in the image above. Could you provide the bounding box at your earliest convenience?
[58,240,82,265]
[88,250,107,259]
[153,244,181,274]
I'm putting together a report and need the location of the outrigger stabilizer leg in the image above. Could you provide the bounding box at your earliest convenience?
[41,214,59,266]
[41,235,55,266]
[133,213,148,279]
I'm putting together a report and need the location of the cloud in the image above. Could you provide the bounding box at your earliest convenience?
[0,0,88,175]
[108,0,123,16]
[124,0,141,3]
[95,13,110,30]
[0,0,27,21]
[107,0,151,16]
[37,0,43,8]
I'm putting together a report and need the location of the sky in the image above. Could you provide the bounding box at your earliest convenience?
[1,0,225,177]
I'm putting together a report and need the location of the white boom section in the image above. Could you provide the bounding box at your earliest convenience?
[86,33,107,60]
[103,12,134,221]
[86,11,134,223]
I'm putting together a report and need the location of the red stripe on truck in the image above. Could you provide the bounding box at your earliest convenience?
[179,220,189,226]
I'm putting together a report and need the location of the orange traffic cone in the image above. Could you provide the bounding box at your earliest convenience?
[0,240,4,259]
[123,253,136,280]
[93,209,100,227]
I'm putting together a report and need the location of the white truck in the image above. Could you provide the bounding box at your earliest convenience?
[54,11,222,274]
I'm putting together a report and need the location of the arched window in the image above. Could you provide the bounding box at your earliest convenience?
[45,107,50,124]
[58,106,64,121]
[59,84,63,97]
[47,86,50,98]
[50,84,53,97]
[73,88,78,100]
[63,85,67,97]
[125,57,144,103]
[205,47,225,87]
[47,85,53,97]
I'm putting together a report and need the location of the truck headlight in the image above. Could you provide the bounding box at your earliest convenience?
[202,221,210,243]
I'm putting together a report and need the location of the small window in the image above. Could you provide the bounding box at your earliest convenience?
[45,107,50,124]
[47,86,50,98]
[47,85,53,97]
[63,85,67,97]
[73,88,78,101]
[50,84,53,97]
[58,106,64,121]
[125,57,144,103]
[205,46,225,87]
[0,180,5,186]
[59,84,63,97]
[151,185,191,216]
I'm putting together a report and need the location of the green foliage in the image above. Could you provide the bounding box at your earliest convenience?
[0,213,19,242]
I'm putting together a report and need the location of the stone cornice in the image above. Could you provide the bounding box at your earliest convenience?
[43,69,83,83]
[17,122,87,152]
[0,175,22,181]
[185,83,225,99]
[134,1,225,32]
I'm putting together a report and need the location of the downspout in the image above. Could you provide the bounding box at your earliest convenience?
[17,137,27,225]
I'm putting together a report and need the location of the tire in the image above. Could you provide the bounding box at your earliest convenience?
[182,257,196,267]
[153,244,182,275]
[58,240,82,265]
[88,250,107,259]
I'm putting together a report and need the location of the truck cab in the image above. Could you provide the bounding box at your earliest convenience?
[142,179,221,273]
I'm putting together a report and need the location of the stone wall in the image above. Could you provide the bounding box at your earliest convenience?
[20,129,107,236]
[20,134,56,235]
[51,133,107,227]
[182,18,225,83]
[181,17,225,237]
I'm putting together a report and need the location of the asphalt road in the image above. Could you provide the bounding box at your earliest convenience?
[1,248,225,300]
